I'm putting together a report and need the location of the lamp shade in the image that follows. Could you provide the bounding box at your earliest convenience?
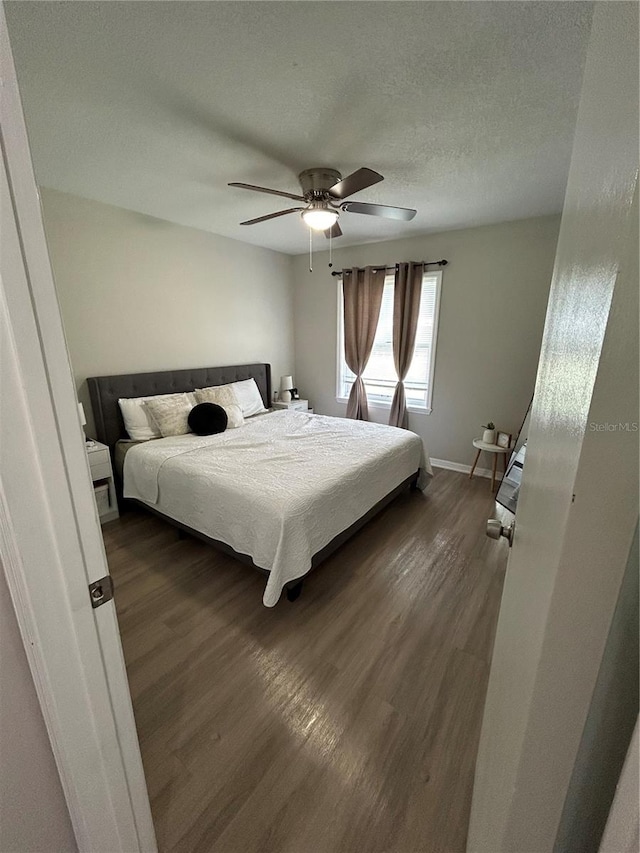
[279,375,294,403]
[78,402,86,427]
[301,207,339,232]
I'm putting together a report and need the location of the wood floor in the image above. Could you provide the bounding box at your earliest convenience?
[103,468,509,853]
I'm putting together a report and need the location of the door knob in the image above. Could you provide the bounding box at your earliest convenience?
[486,518,515,547]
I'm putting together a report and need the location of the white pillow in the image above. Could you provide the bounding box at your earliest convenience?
[118,392,196,441]
[194,385,241,409]
[223,403,245,430]
[144,393,193,438]
[230,378,267,417]
[194,386,245,429]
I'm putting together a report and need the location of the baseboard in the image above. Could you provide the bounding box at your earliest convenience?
[431,457,494,480]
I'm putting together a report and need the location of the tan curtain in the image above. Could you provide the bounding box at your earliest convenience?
[343,266,386,420]
[389,262,424,429]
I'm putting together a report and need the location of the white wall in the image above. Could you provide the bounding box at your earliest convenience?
[292,215,559,466]
[0,566,77,852]
[40,189,294,436]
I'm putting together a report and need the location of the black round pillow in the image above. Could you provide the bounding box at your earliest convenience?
[188,402,228,436]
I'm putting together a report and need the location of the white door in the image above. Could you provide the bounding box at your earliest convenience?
[468,4,638,851]
[1,6,156,850]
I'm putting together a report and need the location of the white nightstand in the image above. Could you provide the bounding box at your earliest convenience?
[273,399,309,412]
[86,441,119,524]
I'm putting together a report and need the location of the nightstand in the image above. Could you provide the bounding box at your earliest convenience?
[273,399,309,412]
[469,438,511,492]
[86,441,119,524]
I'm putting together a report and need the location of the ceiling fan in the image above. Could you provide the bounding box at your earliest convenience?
[228,167,416,238]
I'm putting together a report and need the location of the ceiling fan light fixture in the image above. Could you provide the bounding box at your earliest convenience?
[301,205,339,232]
[229,166,416,238]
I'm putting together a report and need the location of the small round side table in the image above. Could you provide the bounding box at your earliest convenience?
[469,438,511,492]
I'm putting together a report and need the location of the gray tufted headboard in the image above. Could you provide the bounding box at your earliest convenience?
[87,363,271,449]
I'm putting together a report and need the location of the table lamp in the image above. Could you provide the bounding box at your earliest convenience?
[279,375,294,403]
[78,402,89,443]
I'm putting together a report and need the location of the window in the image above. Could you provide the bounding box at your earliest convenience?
[337,270,441,413]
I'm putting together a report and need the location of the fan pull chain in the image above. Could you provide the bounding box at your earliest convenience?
[309,227,313,272]
[328,227,333,268]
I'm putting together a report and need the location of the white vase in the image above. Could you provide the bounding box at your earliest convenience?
[483,428,496,444]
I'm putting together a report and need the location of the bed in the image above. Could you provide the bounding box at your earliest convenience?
[88,363,431,606]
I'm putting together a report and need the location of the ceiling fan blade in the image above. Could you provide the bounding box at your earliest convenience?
[341,201,417,221]
[240,207,304,226]
[324,221,343,239]
[328,168,384,199]
[229,182,306,202]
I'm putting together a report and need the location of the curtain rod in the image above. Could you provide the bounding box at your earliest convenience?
[330,259,448,277]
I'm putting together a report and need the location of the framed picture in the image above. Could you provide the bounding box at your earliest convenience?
[497,431,512,449]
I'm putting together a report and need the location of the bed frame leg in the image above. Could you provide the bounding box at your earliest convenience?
[286,580,304,602]
[410,474,420,491]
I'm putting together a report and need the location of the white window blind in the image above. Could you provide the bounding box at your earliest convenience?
[338,270,441,412]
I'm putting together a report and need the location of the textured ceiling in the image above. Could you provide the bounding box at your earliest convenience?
[7,1,593,255]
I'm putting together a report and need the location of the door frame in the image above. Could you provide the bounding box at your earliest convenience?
[1,7,156,850]
[467,4,638,850]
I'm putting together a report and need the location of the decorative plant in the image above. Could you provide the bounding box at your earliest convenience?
[482,421,496,430]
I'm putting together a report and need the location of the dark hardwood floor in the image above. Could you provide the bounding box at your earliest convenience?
[103,468,509,853]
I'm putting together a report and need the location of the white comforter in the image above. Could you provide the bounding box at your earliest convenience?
[123,411,431,606]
